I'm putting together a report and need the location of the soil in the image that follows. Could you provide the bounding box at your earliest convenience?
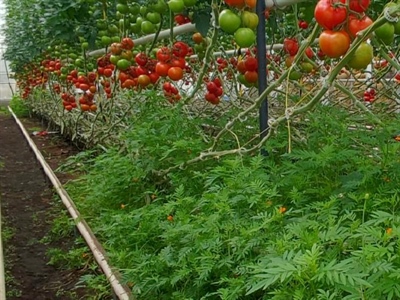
[0,108,94,299]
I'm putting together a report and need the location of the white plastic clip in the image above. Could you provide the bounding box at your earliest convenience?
[384,6,398,23]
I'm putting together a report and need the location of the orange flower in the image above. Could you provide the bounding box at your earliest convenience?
[167,215,174,222]
[386,228,393,235]
[279,206,287,214]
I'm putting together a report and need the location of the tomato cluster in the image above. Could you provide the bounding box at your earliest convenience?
[363,88,375,103]
[204,77,223,105]
[315,0,373,68]
[219,0,258,48]
[236,53,258,86]
[163,82,181,103]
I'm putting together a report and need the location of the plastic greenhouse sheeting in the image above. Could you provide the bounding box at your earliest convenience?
[0,46,15,102]
[0,0,16,102]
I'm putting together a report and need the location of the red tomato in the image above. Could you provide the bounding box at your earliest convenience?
[103,68,113,77]
[314,0,347,30]
[135,52,148,66]
[224,0,245,8]
[172,41,189,58]
[319,30,350,58]
[170,57,186,69]
[206,81,218,94]
[305,47,314,59]
[121,37,134,50]
[349,0,370,13]
[156,47,171,63]
[348,15,373,38]
[205,92,218,103]
[283,38,299,56]
[155,62,170,77]
[149,72,160,84]
[244,57,258,71]
[244,70,258,83]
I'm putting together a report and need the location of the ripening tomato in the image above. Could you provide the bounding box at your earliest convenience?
[138,74,151,87]
[319,30,350,58]
[168,67,184,81]
[192,32,203,44]
[314,0,347,30]
[349,0,370,13]
[236,60,247,74]
[348,15,373,38]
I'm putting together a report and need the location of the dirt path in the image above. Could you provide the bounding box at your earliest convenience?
[0,111,87,299]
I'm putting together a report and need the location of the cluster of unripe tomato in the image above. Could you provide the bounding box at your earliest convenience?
[218,0,258,48]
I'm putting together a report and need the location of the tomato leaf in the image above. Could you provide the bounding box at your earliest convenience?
[193,9,211,37]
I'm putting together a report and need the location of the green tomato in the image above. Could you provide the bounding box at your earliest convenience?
[140,6,147,16]
[234,28,256,48]
[117,58,131,70]
[100,36,112,46]
[116,3,129,14]
[136,16,144,27]
[393,20,400,35]
[130,4,140,15]
[81,42,89,50]
[141,20,156,34]
[130,23,141,34]
[74,58,84,67]
[111,36,121,43]
[96,20,108,30]
[168,0,185,13]
[108,24,119,34]
[147,12,161,24]
[110,55,120,65]
[347,42,373,70]
[152,0,168,14]
[288,70,302,80]
[375,22,395,45]
[219,9,241,34]
[241,11,259,30]
[183,0,196,7]
[300,62,313,73]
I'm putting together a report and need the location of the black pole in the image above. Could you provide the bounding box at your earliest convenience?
[256,0,268,156]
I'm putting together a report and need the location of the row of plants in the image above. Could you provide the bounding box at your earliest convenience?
[60,98,400,299]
